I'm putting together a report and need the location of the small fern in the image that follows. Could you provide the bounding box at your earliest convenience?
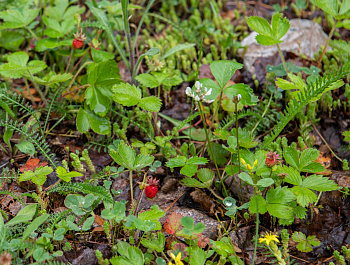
[0,86,43,135]
[48,209,72,230]
[46,260,68,265]
[262,61,350,149]
[0,119,58,167]
[46,182,113,204]
[81,20,106,29]
[0,190,26,205]
[221,109,263,131]
[87,136,113,153]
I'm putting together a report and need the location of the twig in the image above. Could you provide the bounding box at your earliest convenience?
[164,192,185,213]
[310,121,342,162]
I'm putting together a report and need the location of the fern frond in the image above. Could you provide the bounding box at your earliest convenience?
[262,61,350,149]
[0,86,43,135]
[43,86,66,134]
[221,109,263,130]
[81,20,106,29]
[46,182,113,204]
[171,112,201,137]
[48,209,72,230]
[46,261,68,265]
[86,136,113,153]
[0,119,58,167]
[0,190,26,205]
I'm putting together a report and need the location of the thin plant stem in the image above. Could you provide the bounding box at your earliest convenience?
[69,48,90,74]
[27,70,47,105]
[68,61,93,89]
[23,78,36,107]
[26,27,39,41]
[129,170,134,205]
[66,47,74,73]
[251,92,273,136]
[227,155,242,203]
[198,102,228,197]
[317,20,337,69]
[235,102,244,202]
[252,186,259,265]
[276,43,289,76]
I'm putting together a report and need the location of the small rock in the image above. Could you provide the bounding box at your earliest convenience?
[71,248,98,265]
[239,19,329,75]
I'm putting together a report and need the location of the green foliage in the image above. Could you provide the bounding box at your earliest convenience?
[180,168,215,188]
[262,61,350,148]
[19,165,53,185]
[292,232,320,252]
[112,82,162,112]
[246,12,290,46]
[166,156,208,177]
[109,142,154,171]
[312,0,350,20]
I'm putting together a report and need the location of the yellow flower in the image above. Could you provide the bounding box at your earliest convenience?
[247,164,252,171]
[259,232,280,246]
[253,159,258,168]
[170,252,184,265]
[240,158,246,166]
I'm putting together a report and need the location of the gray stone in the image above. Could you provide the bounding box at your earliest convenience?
[239,19,329,74]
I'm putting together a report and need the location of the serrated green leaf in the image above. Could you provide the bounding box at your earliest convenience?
[0,8,40,29]
[210,60,243,89]
[76,107,90,133]
[186,157,208,165]
[301,175,339,191]
[56,166,82,182]
[238,172,254,185]
[246,16,272,36]
[257,178,274,187]
[166,156,186,168]
[299,148,320,169]
[136,73,159,88]
[33,73,72,86]
[85,86,110,116]
[223,83,258,106]
[139,96,162,112]
[112,83,141,106]
[271,12,290,40]
[249,195,267,214]
[133,154,154,170]
[85,110,111,135]
[199,78,221,100]
[110,142,135,169]
[313,0,338,18]
[267,204,293,219]
[91,48,114,63]
[197,168,215,185]
[283,147,300,169]
[256,35,280,45]
[292,186,317,207]
[180,164,198,177]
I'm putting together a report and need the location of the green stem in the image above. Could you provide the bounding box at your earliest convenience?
[23,78,36,106]
[27,71,47,105]
[68,61,93,89]
[26,27,39,41]
[198,102,228,197]
[235,101,243,203]
[251,92,273,136]
[276,43,289,77]
[252,186,259,265]
[317,20,336,69]
[129,170,134,205]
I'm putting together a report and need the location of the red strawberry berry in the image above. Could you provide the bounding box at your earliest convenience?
[265,151,282,167]
[72,38,84,49]
[145,176,159,199]
[72,28,86,49]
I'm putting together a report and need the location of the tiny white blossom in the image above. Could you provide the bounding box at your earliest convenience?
[195,81,202,90]
[194,95,200,102]
[237,94,242,101]
[186,87,192,96]
[204,87,212,96]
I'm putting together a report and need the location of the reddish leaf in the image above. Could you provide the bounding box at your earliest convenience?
[20,158,48,172]
[197,234,210,248]
[164,212,183,235]
[167,243,187,260]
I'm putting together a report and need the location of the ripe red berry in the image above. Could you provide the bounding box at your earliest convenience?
[145,176,159,199]
[72,38,84,49]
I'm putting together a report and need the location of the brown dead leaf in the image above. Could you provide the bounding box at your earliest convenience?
[315,152,332,175]
[14,88,41,102]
